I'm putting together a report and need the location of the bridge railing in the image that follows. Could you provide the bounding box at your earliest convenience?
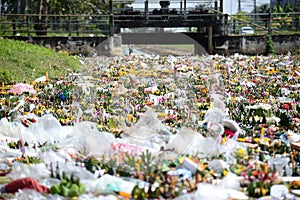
[0,14,110,37]
[0,12,299,37]
[228,12,300,35]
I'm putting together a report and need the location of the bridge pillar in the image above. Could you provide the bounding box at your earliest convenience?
[109,34,122,56]
[109,0,114,36]
[207,26,213,54]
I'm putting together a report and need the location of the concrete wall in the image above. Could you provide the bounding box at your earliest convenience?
[215,34,300,55]
[5,33,300,56]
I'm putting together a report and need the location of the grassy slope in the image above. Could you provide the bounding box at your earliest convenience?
[0,38,82,83]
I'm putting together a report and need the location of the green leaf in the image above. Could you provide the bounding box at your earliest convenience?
[108,118,117,129]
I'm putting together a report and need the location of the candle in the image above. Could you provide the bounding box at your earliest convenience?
[1,82,4,93]
[46,71,48,80]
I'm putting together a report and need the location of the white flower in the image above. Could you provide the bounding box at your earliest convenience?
[254,115,261,122]
[246,103,272,110]
[259,103,272,110]
[266,116,281,124]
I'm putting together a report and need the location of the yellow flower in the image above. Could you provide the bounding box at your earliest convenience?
[237,148,246,157]
[133,117,137,123]
[223,169,228,176]
[126,114,133,122]
[237,138,247,142]
[261,188,269,196]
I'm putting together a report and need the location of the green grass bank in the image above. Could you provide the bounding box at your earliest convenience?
[0,38,82,83]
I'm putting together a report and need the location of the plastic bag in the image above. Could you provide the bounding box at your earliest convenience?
[166,127,203,155]
[125,108,166,137]
[86,174,136,195]
[194,183,230,200]
[7,162,50,182]
[14,114,67,144]
[49,162,96,181]
[208,159,229,174]
[38,150,72,166]
[13,189,49,200]
[270,185,289,199]
[268,157,291,176]
[0,118,25,139]
[123,108,171,149]
[72,121,115,156]
[219,172,240,190]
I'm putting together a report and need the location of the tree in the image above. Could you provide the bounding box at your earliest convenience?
[34,0,49,35]
[253,3,270,29]
[232,11,253,30]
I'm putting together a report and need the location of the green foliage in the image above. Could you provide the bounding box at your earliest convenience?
[140,149,156,173]
[27,0,110,15]
[50,173,86,197]
[0,38,81,83]
[231,11,253,28]
[0,68,13,83]
[84,156,101,173]
[265,35,276,55]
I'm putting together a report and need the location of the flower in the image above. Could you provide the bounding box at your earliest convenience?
[240,162,282,197]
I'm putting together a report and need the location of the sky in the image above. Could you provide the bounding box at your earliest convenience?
[224,0,270,14]
[130,0,271,14]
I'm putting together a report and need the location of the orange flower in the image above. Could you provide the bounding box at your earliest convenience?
[147,102,153,106]
[251,170,259,176]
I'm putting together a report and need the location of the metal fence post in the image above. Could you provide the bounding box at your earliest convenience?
[12,19,16,36]
[268,12,272,35]
[109,0,114,36]
[68,14,72,36]
[27,15,30,36]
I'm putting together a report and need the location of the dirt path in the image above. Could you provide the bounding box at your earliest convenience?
[134,45,194,56]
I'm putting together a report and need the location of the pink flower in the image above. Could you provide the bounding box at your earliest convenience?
[258,172,266,181]
[249,175,256,182]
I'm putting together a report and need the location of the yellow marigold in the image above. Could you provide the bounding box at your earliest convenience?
[236,148,246,157]
[237,138,247,142]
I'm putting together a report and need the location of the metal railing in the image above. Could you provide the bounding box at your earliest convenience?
[0,14,110,37]
[227,12,300,35]
[0,12,299,37]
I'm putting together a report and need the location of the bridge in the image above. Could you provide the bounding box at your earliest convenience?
[0,0,299,55]
[109,0,226,34]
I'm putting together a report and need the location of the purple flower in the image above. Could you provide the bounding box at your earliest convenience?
[20,146,26,154]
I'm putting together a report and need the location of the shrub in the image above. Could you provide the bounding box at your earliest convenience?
[265,35,276,55]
